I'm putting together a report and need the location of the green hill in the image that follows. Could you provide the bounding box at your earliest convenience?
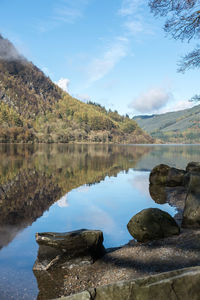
[134,104,200,143]
[0,34,153,144]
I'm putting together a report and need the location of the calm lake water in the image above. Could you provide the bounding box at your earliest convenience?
[0,143,200,299]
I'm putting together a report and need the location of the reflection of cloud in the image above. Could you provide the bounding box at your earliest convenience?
[81,205,116,234]
[77,185,90,193]
[57,194,69,207]
[131,173,150,197]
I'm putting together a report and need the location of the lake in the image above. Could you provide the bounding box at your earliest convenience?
[0,143,200,299]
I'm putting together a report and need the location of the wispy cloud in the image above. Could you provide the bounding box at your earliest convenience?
[118,0,144,16]
[54,0,90,23]
[35,0,89,33]
[124,20,143,35]
[118,0,154,38]
[86,38,129,84]
[53,5,82,24]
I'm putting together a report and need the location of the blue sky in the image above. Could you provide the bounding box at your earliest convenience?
[0,0,199,116]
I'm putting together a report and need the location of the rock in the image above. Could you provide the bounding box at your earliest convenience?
[149,184,167,204]
[182,174,200,228]
[150,164,186,186]
[186,162,200,173]
[59,266,200,300]
[33,229,105,271]
[54,292,91,300]
[127,208,180,242]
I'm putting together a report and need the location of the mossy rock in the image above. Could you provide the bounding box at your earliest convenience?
[127,208,180,242]
[182,174,200,228]
[150,164,186,187]
[186,162,200,173]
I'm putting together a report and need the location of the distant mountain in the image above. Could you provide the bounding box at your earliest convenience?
[0,34,154,144]
[134,104,200,143]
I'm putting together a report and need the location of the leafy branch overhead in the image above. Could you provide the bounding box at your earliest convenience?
[149,0,200,71]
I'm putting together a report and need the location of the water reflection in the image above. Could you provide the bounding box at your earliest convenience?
[0,144,151,249]
[0,144,200,299]
[0,144,199,250]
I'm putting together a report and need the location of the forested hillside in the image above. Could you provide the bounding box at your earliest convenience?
[134,104,200,143]
[0,34,154,144]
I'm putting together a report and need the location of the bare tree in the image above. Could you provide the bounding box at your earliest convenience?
[149,0,200,72]
[189,93,200,101]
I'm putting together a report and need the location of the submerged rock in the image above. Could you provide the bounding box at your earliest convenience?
[127,208,180,242]
[150,164,186,187]
[33,229,105,271]
[182,174,200,228]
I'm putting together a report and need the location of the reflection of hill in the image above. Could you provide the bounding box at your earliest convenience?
[0,169,62,248]
[0,144,151,248]
[134,145,200,171]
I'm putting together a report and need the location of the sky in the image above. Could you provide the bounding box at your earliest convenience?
[0,0,199,116]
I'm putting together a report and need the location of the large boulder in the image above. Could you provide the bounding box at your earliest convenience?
[186,162,200,173]
[127,208,180,242]
[33,229,105,271]
[182,174,200,228]
[149,184,167,204]
[59,266,200,300]
[150,164,186,187]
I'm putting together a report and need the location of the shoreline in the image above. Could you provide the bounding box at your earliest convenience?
[35,227,200,299]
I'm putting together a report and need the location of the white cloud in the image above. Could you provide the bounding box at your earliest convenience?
[55,78,70,92]
[159,100,195,114]
[130,87,172,113]
[170,100,194,112]
[81,205,116,234]
[131,173,150,197]
[87,39,128,83]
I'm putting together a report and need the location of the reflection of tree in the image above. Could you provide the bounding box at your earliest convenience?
[0,144,151,249]
[0,169,62,249]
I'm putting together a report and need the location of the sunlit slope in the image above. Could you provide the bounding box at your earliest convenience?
[0,34,154,144]
[134,104,200,143]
